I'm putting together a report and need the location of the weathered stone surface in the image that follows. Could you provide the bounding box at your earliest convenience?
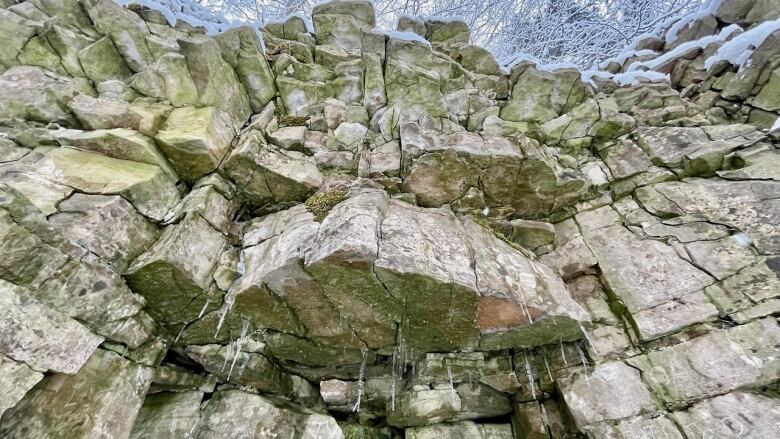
[48,194,158,273]
[129,390,203,439]
[627,318,780,409]
[578,206,716,339]
[400,123,592,218]
[501,65,587,124]
[5,147,180,221]
[178,35,251,126]
[0,355,43,418]
[0,9,39,69]
[84,0,155,72]
[125,213,226,332]
[196,389,343,438]
[635,125,763,175]
[56,128,176,178]
[0,66,92,124]
[0,349,153,439]
[673,391,780,439]
[216,26,276,112]
[509,219,556,251]
[221,131,324,206]
[641,179,780,254]
[560,361,658,427]
[155,106,235,182]
[0,278,102,374]
[78,36,132,83]
[406,421,513,439]
[585,415,685,439]
[0,184,151,347]
[67,94,140,131]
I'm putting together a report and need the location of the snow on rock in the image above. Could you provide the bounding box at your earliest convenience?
[704,18,780,70]
[598,49,657,70]
[385,30,431,46]
[116,0,250,35]
[581,69,669,86]
[665,0,723,43]
[628,24,742,72]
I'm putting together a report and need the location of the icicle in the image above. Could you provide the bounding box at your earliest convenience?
[559,338,568,366]
[523,350,537,399]
[576,342,591,386]
[352,350,367,413]
[174,323,187,344]
[517,289,534,324]
[198,298,211,319]
[576,342,589,373]
[235,250,245,276]
[214,296,234,338]
[542,350,554,382]
[221,339,233,372]
[391,349,397,412]
[579,322,596,355]
[447,366,456,400]
[228,319,250,380]
[540,402,551,434]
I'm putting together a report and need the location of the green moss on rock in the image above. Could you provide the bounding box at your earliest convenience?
[305,189,347,221]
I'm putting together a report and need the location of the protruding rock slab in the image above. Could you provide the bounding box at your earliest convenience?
[221,131,323,206]
[196,187,586,360]
[125,214,227,331]
[0,279,102,374]
[129,391,203,439]
[196,389,343,438]
[673,392,780,438]
[154,106,235,182]
[560,361,657,428]
[0,355,43,418]
[4,147,180,222]
[0,349,153,439]
[48,194,158,273]
[627,318,780,409]
[0,66,92,124]
[56,128,176,178]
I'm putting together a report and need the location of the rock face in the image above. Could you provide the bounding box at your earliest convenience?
[0,0,779,437]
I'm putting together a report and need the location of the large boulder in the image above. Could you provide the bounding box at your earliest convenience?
[196,390,343,438]
[216,26,276,112]
[0,279,102,374]
[0,349,153,438]
[220,130,324,206]
[181,187,587,358]
[83,0,155,72]
[0,185,152,348]
[178,35,251,127]
[154,106,235,182]
[400,123,593,218]
[0,66,93,124]
[2,147,180,221]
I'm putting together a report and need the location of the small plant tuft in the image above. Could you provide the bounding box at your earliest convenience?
[277,114,309,127]
[305,189,347,222]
